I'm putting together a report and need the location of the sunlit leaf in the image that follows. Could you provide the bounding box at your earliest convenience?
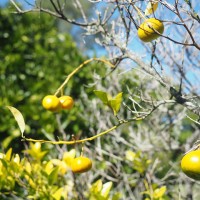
[112,192,122,200]
[24,142,48,161]
[6,106,25,137]
[62,149,76,167]
[0,158,8,168]
[45,160,54,175]
[94,91,122,115]
[2,131,20,149]
[24,161,32,174]
[31,142,41,152]
[146,159,152,165]
[48,166,59,185]
[5,148,12,160]
[5,148,12,161]
[108,92,123,116]
[52,187,64,200]
[13,154,20,165]
[94,90,110,105]
[153,186,166,199]
[25,175,36,189]
[91,179,103,193]
[27,195,35,199]
[51,159,68,175]
[145,1,159,15]
[0,153,5,159]
[101,181,113,198]
[125,150,136,161]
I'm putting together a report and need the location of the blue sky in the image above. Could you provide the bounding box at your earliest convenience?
[0,0,35,8]
[0,0,7,6]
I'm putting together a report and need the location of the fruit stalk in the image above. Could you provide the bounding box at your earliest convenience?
[54,58,115,96]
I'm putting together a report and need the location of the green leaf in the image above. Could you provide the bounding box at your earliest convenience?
[153,186,166,199]
[108,92,123,115]
[6,106,25,137]
[94,91,123,115]
[52,187,63,200]
[0,158,8,168]
[112,193,122,200]
[2,135,17,149]
[25,148,48,161]
[5,148,12,161]
[48,166,59,185]
[94,90,110,105]
[27,196,35,199]
[91,179,103,193]
[101,181,113,198]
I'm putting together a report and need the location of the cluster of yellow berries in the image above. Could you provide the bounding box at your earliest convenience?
[42,95,74,112]
[42,95,92,173]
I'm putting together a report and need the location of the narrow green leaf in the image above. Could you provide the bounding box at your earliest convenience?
[94,90,109,105]
[0,158,8,168]
[6,106,25,137]
[101,181,113,198]
[5,148,12,161]
[2,135,15,149]
[48,166,59,185]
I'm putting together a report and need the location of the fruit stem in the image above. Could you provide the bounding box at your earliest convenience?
[133,5,147,22]
[54,58,115,96]
[81,142,84,157]
[61,88,64,96]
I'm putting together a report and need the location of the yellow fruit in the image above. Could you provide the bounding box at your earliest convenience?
[138,18,164,42]
[71,157,92,173]
[59,96,74,110]
[42,95,61,112]
[181,149,200,180]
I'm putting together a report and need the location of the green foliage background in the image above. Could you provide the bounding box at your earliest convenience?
[0,4,106,151]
